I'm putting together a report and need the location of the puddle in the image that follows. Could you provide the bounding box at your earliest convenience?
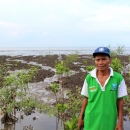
[28,81,69,105]
[28,82,55,105]
[123,116,130,130]
[0,112,129,130]
[0,111,61,130]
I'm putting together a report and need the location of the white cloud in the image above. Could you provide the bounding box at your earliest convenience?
[0,21,17,28]
[74,4,130,32]
[0,0,21,5]
[0,21,24,36]
[42,32,49,37]
[0,0,130,47]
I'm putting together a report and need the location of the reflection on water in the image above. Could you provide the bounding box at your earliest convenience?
[0,113,130,130]
[124,116,130,130]
[0,112,61,130]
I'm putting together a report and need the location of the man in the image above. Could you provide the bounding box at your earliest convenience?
[78,47,127,130]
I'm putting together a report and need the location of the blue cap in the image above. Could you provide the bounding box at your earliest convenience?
[93,47,110,57]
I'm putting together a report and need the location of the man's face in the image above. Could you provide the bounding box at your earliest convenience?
[94,55,111,71]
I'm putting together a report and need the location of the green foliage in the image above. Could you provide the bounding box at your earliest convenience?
[124,87,130,114]
[65,54,78,65]
[56,103,68,113]
[64,115,78,130]
[55,61,70,75]
[111,51,117,58]
[50,84,83,130]
[0,63,10,87]
[51,54,83,130]
[35,102,51,114]
[83,59,95,72]
[107,44,117,57]
[86,65,95,72]
[116,44,125,55]
[108,44,125,57]
[110,58,123,73]
[55,53,79,75]
[66,87,83,117]
[0,65,41,117]
[50,83,59,93]
[83,60,87,65]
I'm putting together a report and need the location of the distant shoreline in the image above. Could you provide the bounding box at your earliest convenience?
[0,47,130,56]
[0,47,96,51]
[0,47,130,51]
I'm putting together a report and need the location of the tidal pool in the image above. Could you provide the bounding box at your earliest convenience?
[0,112,61,130]
[0,113,130,130]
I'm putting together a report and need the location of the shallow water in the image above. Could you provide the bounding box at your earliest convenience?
[0,112,61,130]
[124,121,130,130]
[0,47,130,56]
[0,113,129,130]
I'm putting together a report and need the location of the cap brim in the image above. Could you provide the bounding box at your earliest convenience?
[93,52,110,57]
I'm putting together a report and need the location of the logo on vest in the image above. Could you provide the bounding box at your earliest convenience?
[90,86,97,92]
[110,84,117,91]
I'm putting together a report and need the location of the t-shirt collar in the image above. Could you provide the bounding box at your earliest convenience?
[89,67,113,78]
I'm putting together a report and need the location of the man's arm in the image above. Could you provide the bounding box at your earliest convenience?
[116,98,124,130]
[78,97,88,129]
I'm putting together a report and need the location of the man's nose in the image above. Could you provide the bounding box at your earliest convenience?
[98,60,103,64]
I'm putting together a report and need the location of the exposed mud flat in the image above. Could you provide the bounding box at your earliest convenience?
[0,54,130,130]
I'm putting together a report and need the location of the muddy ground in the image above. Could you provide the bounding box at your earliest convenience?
[0,54,130,89]
[0,54,130,123]
[0,54,130,129]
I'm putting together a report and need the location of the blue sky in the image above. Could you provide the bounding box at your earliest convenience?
[0,0,130,48]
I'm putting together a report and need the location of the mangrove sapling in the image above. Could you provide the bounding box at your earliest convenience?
[0,65,40,124]
[124,87,130,119]
[85,65,95,72]
[107,44,117,58]
[54,61,71,129]
[66,86,83,118]
[83,60,87,65]
[62,87,83,130]
[55,60,70,76]
[116,44,125,55]
[64,115,78,130]
[110,58,123,73]
[108,44,125,57]
[50,59,71,130]
[83,59,95,72]
[50,83,60,104]
[0,63,10,88]
[50,55,83,130]
[65,53,78,65]
[109,57,130,120]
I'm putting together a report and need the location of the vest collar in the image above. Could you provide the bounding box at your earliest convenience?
[89,67,113,78]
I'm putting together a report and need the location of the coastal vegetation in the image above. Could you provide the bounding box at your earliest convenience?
[0,45,129,130]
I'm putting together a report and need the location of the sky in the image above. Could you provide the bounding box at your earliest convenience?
[0,0,130,48]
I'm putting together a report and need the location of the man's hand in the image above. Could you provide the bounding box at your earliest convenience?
[115,122,123,130]
[78,118,84,130]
